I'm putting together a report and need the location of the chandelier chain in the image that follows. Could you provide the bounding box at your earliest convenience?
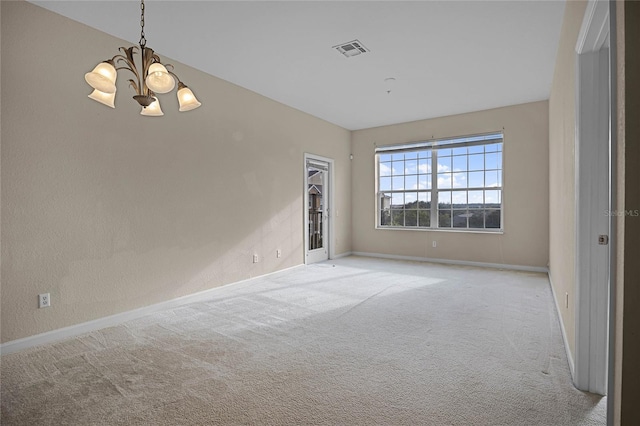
[139,0,146,48]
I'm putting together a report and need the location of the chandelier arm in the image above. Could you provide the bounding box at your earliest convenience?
[113,47,144,96]
[166,69,182,86]
[112,48,147,96]
[141,47,158,96]
[127,79,140,94]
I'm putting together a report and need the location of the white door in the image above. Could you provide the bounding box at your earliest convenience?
[574,0,611,396]
[305,156,331,264]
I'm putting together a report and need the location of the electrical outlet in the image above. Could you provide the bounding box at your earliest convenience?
[432,241,437,248]
[277,249,282,258]
[38,293,51,308]
[253,254,259,263]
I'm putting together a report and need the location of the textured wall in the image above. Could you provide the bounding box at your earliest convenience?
[351,101,549,268]
[547,0,587,362]
[0,1,352,343]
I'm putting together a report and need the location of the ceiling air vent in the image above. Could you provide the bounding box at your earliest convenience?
[333,40,369,58]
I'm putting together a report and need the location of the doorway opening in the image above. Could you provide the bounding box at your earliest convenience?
[304,154,333,264]
[574,0,613,399]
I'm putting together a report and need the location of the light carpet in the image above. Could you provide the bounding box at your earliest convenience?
[1,256,606,425]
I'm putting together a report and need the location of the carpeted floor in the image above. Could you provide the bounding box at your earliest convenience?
[1,256,605,425]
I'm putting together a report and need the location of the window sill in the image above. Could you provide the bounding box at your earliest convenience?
[375,226,504,235]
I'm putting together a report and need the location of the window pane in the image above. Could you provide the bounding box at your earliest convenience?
[469,154,484,171]
[438,148,452,156]
[418,210,430,227]
[405,151,418,159]
[418,150,430,158]
[485,190,501,206]
[453,155,467,171]
[418,175,431,190]
[452,191,467,208]
[380,161,392,177]
[380,193,392,210]
[468,145,484,154]
[438,210,451,227]
[379,153,392,162]
[468,171,484,188]
[379,177,391,191]
[405,210,418,226]
[485,170,500,188]
[452,172,467,188]
[438,173,452,189]
[438,156,452,172]
[391,193,404,207]
[438,191,451,207]
[485,143,500,153]
[469,210,484,228]
[405,175,418,191]
[485,152,499,170]
[418,158,430,174]
[391,210,404,226]
[405,192,418,206]
[468,190,484,207]
[418,191,430,204]
[452,147,467,156]
[486,210,501,228]
[392,176,404,190]
[405,159,418,174]
[380,210,391,226]
[453,210,469,228]
[391,161,403,176]
[391,153,404,161]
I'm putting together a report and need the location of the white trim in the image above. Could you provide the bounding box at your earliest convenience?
[0,264,304,356]
[548,274,576,378]
[573,0,610,396]
[331,251,353,260]
[576,0,610,54]
[351,251,548,273]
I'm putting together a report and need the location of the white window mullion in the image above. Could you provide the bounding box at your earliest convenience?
[431,149,438,228]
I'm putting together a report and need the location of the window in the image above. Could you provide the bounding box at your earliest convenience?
[377,132,503,231]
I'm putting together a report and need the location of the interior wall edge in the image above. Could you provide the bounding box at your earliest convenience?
[547,272,576,380]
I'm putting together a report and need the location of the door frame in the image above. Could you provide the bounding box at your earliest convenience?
[573,0,612,396]
[303,153,334,264]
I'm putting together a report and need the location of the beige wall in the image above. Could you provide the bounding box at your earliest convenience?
[548,0,587,361]
[351,101,549,268]
[0,1,352,343]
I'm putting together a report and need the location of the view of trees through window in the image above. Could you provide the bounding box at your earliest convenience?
[377,133,503,231]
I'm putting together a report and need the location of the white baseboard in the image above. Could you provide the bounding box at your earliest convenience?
[351,251,549,273]
[331,251,353,260]
[0,264,304,356]
[547,273,576,379]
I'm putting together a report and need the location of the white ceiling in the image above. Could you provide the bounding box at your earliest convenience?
[30,0,566,130]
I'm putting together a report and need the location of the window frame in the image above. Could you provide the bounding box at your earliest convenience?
[375,132,504,233]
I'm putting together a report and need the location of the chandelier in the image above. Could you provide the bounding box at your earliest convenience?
[84,0,201,116]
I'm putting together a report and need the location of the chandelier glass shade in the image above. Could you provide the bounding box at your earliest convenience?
[84,0,200,116]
